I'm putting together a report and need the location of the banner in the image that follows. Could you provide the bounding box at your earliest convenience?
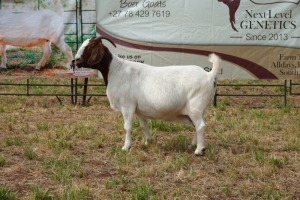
[96,0,300,80]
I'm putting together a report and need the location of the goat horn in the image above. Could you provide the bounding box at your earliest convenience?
[95,37,116,48]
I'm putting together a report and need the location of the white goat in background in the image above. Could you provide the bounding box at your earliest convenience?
[73,37,222,156]
[0,0,73,70]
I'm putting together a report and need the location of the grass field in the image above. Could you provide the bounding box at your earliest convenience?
[0,44,300,199]
[0,77,299,199]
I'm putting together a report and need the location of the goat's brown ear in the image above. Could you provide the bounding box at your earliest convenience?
[87,44,105,65]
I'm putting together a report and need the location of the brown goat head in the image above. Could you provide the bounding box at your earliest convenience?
[72,37,116,70]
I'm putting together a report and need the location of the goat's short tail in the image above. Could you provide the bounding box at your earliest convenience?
[208,53,221,78]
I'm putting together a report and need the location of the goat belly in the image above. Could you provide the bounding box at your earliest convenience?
[135,97,187,120]
[1,38,49,47]
[135,108,185,121]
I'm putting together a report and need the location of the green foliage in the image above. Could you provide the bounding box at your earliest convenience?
[131,181,154,200]
[24,147,38,160]
[30,185,55,200]
[62,186,93,200]
[41,157,83,183]
[24,50,39,64]
[0,185,17,200]
[3,136,23,147]
[36,121,50,132]
[162,134,191,153]
[269,155,288,169]
[149,120,191,132]
[0,154,7,167]
[253,149,265,164]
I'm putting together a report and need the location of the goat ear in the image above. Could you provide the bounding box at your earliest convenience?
[87,44,105,66]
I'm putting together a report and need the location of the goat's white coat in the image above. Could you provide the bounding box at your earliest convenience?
[0,0,73,70]
[76,39,221,155]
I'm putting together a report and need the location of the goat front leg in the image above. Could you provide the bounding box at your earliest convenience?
[54,39,73,69]
[194,118,206,156]
[121,109,134,151]
[138,117,153,145]
[0,45,7,69]
[192,133,197,146]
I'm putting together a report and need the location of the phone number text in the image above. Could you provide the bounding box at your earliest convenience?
[109,10,171,18]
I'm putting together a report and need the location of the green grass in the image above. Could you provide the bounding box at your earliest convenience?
[29,185,55,200]
[62,185,93,200]
[3,136,23,147]
[131,181,154,200]
[24,147,38,160]
[0,154,7,167]
[3,46,69,70]
[162,134,191,153]
[0,185,17,200]
[36,122,50,132]
[41,156,84,184]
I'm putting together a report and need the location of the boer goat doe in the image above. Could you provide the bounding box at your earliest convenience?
[73,37,221,155]
[0,0,73,70]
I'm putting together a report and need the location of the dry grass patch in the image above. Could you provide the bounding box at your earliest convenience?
[0,79,299,199]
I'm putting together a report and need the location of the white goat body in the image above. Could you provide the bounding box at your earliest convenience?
[74,37,221,155]
[108,57,215,122]
[0,0,73,70]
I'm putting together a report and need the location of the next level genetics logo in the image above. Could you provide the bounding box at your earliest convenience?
[217,0,300,32]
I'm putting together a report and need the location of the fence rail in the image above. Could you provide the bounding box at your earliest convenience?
[0,78,106,105]
[214,80,289,107]
[0,78,299,107]
[290,80,300,95]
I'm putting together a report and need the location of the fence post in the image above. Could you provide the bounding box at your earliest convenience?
[284,80,287,107]
[82,78,88,105]
[26,79,30,96]
[290,80,292,95]
[213,93,217,107]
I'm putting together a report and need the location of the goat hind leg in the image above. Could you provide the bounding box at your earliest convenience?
[138,117,153,145]
[0,45,7,69]
[190,115,206,156]
[36,42,52,70]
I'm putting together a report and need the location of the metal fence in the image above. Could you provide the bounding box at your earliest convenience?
[214,80,288,108]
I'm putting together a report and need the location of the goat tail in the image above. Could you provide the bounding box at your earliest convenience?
[208,53,221,78]
[53,0,64,16]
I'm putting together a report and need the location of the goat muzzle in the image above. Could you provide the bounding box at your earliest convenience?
[70,59,76,71]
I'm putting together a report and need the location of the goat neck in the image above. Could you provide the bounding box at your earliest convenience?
[95,48,114,86]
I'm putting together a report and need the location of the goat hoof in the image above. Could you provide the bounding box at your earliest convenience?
[194,148,206,156]
[0,65,7,70]
[122,145,131,151]
[145,138,153,145]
